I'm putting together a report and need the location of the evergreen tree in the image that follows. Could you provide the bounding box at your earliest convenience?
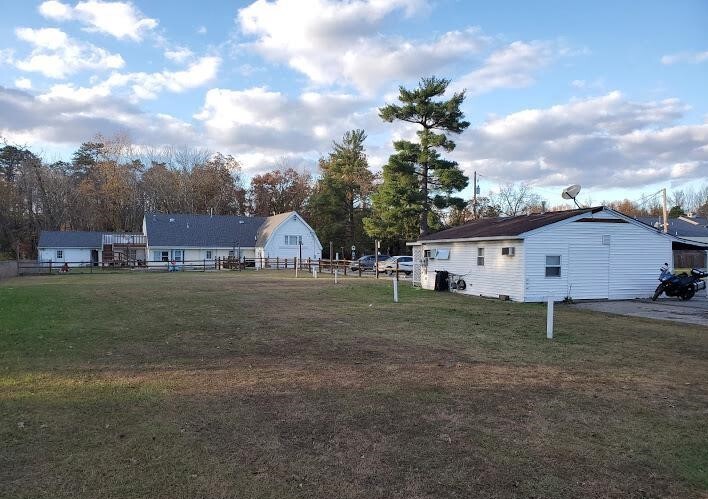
[308,130,374,257]
[367,76,470,238]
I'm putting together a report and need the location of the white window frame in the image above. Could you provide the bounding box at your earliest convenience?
[477,247,485,266]
[285,235,302,245]
[545,255,562,277]
[56,250,63,259]
[171,250,184,262]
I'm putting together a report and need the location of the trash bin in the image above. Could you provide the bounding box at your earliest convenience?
[434,270,449,291]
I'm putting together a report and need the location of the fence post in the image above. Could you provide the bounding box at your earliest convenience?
[547,299,554,339]
[49,259,52,275]
[276,257,279,270]
[294,257,298,277]
[308,258,311,271]
[343,262,347,276]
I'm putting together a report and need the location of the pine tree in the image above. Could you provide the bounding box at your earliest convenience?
[308,130,374,257]
[367,76,470,238]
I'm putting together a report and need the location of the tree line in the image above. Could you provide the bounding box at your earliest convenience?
[2,76,707,259]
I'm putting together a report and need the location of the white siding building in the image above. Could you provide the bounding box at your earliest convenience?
[38,211,322,268]
[410,207,707,302]
[144,211,321,266]
[37,231,104,267]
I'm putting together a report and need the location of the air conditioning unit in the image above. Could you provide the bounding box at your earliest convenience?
[501,247,515,256]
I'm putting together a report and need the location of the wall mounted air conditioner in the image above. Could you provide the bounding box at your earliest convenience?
[501,247,515,256]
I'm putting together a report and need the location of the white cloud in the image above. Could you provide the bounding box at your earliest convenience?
[0,86,195,147]
[38,0,73,19]
[38,0,158,41]
[237,0,476,92]
[196,25,207,35]
[452,92,707,188]
[15,78,33,90]
[14,27,125,78]
[571,79,586,88]
[455,41,558,95]
[35,55,221,102]
[164,47,193,63]
[108,56,221,100]
[195,86,374,155]
[660,50,708,65]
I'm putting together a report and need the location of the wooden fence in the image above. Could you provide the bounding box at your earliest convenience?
[674,250,707,270]
[18,257,407,278]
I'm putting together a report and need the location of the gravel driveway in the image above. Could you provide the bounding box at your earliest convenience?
[573,296,708,326]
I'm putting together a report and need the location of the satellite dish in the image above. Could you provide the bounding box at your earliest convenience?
[561,184,581,200]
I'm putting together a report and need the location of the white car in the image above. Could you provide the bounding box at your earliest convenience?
[377,255,413,275]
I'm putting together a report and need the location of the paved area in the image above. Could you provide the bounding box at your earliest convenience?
[572,297,708,327]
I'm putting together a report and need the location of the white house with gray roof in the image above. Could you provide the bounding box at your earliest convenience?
[144,211,321,266]
[38,211,322,267]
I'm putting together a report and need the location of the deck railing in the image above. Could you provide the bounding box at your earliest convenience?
[102,234,147,245]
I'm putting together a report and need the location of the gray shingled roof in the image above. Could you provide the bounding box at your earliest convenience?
[38,231,104,248]
[635,216,708,238]
[256,211,295,247]
[418,207,603,241]
[144,213,266,247]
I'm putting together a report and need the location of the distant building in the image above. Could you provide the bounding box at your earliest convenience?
[38,211,322,267]
[635,214,708,244]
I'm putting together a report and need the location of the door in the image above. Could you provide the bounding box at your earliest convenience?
[568,242,610,299]
[91,249,98,267]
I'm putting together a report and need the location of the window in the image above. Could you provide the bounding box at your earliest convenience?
[545,255,561,277]
[285,235,302,245]
[172,250,183,262]
[56,250,63,259]
[128,249,137,260]
[436,249,450,260]
[477,247,485,266]
[160,251,169,262]
[228,250,235,257]
[206,250,212,259]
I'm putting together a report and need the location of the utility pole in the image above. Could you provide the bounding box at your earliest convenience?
[471,171,481,219]
[472,171,478,219]
[661,188,668,233]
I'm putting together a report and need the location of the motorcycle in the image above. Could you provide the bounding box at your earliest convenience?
[651,263,707,301]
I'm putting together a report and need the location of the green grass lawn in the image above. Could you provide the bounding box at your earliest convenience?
[1,271,706,498]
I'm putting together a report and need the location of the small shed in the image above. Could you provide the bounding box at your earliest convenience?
[409,207,708,302]
[38,231,104,267]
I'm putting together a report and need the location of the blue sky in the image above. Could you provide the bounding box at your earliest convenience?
[0,0,706,206]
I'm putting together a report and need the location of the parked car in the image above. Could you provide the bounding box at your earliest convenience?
[377,255,413,275]
[350,255,384,272]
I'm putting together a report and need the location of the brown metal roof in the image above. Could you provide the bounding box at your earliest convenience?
[418,207,604,241]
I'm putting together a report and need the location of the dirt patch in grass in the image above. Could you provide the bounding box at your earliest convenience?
[1,272,707,498]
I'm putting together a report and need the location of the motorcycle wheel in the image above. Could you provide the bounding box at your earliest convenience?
[651,284,664,301]
[679,286,695,301]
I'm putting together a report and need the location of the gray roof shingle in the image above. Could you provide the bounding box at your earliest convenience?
[635,216,708,238]
[144,213,267,247]
[418,207,603,241]
[38,231,105,248]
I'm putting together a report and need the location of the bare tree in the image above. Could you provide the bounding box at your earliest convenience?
[489,183,544,216]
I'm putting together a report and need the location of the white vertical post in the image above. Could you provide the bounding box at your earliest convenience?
[334,268,338,284]
[312,268,317,278]
[393,277,399,303]
[546,299,554,339]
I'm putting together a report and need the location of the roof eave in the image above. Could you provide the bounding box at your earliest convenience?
[407,235,525,245]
